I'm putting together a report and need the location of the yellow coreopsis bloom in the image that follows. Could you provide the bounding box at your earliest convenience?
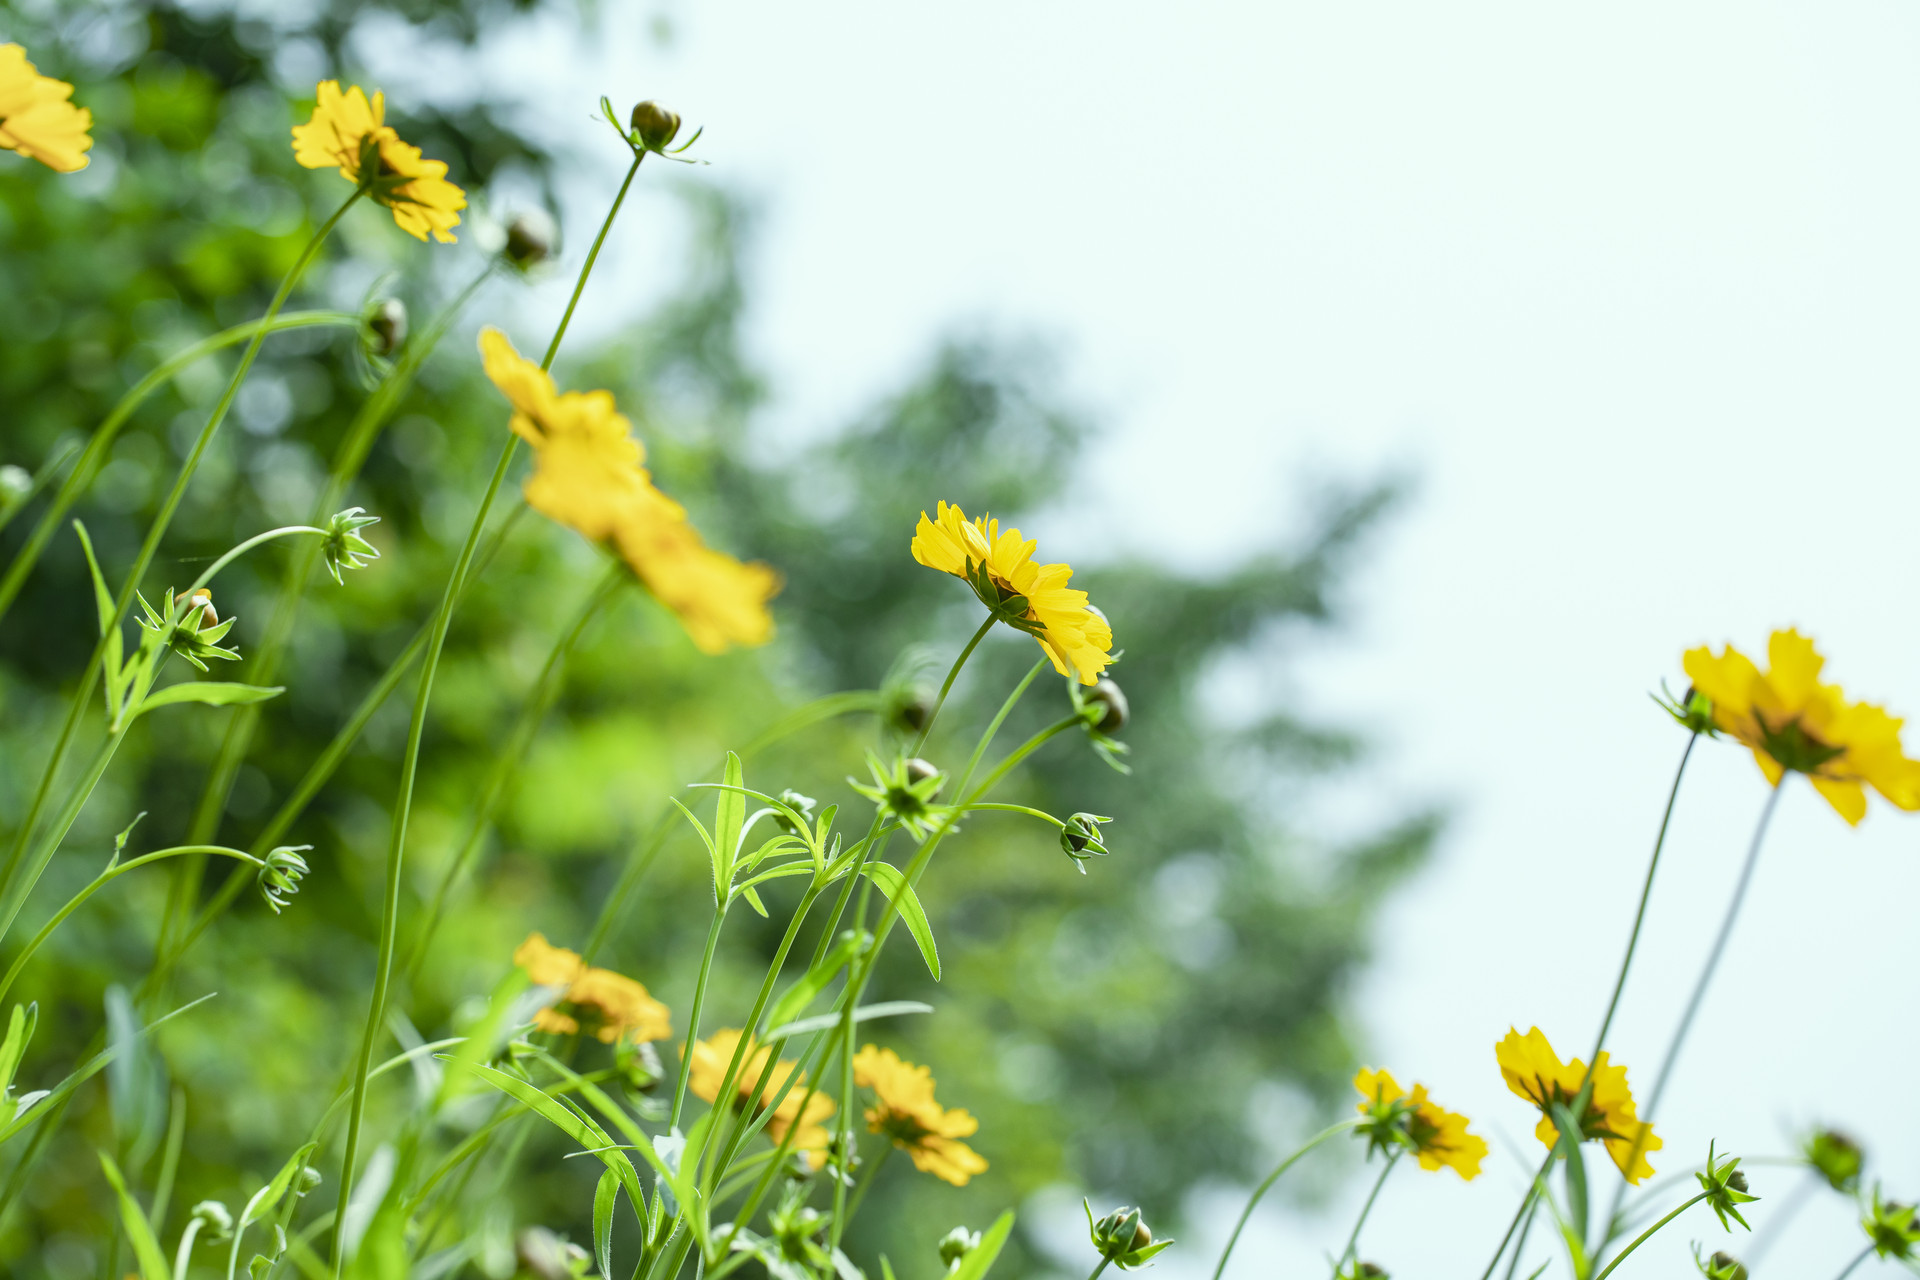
[910,500,1114,685]
[1352,1067,1486,1180]
[687,1029,835,1159]
[853,1045,988,1187]
[291,80,464,242]
[478,328,780,652]
[1496,1027,1661,1184]
[0,44,92,172]
[1683,629,1920,825]
[512,932,671,1045]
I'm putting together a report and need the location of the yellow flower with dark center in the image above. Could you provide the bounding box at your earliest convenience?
[910,500,1113,685]
[1352,1067,1485,1180]
[512,932,671,1045]
[852,1045,988,1187]
[1496,1027,1660,1184]
[291,80,464,242]
[687,1029,834,1160]
[0,44,92,172]
[1684,629,1920,825]
[478,328,781,652]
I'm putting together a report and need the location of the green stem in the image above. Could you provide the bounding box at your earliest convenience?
[1833,1243,1875,1280]
[842,1140,890,1224]
[1589,1191,1709,1280]
[1331,1151,1400,1275]
[330,150,643,1269]
[1212,1120,1361,1280]
[1500,1197,1540,1280]
[0,190,359,947]
[1478,1151,1557,1280]
[670,905,731,1130]
[1085,1258,1112,1280]
[909,613,997,754]
[0,844,260,1007]
[0,310,357,629]
[404,561,626,980]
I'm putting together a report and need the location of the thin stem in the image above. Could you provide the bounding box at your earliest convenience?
[670,905,730,1129]
[1745,1169,1818,1265]
[173,1220,205,1280]
[910,613,997,755]
[1590,1191,1709,1280]
[0,310,357,629]
[183,525,328,600]
[0,190,359,946]
[1500,1197,1540,1280]
[1331,1151,1400,1275]
[1833,1243,1875,1280]
[1085,1258,1112,1280]
[330,150,643,1268]
[842,1143,890,1224]
[1478,1151,1557,1280]
[1212,1120,1361,1280]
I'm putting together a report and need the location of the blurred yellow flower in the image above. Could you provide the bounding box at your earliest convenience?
[512,932,671,1045]
[1352,1067,1486,1180]
[688,1029,834,1160]
[0,44,92,172]
[1684,629,1920,825]
[291,80,464,242]
[853,1045,988,1186]
[1496,1027,1660,1184]
[478,328,780,652]
[910,500,1113,685]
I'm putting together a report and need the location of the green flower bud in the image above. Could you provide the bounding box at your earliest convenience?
[321,507,381,585]
[365,298,407,357]
[258,845,312,914]
[774,789,817,837]
[629,100,682,151]
[904,757,943,796]
[1085,677,1129,733]
[504,209,557,268]
[1695,1249,1748,1280]
[1085,1203,1171,1269]
[1336,1264,1389,1280]
[191,1199,234,1242]
[1806,1128,1864,1193]
[939,1226,981,1270]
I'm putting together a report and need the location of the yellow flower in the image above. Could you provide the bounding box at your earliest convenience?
[853,1045,988,1187]
[1352,1067,1486,1180]
[512,932,671,1045]
[910,500,1113,685]
[687,1029,834,1160]
[291,80,464,242]
[478,328,780,652]
[0,44,92,173]
[1683,629,1920,825]
[1496,1027,1661,1184]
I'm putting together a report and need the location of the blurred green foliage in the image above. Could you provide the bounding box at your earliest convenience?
[0,1,1434,1276]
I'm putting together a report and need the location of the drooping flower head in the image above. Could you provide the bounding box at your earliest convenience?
[1496,1026,1661,1184]
[513,932,671,1045]
[852,1045,988,1186]
[292,81,465,242]
[1683,629,1920,825]
[688,1029,834,1160]
[911,500,1114,685]
[0,44,91,172]
[478,328,781,652]
[1352,1067,1486,1180]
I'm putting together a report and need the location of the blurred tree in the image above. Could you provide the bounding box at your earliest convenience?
[0,2,1434,1277]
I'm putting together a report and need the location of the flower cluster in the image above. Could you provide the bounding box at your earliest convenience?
[480,328,781,652]
[513,932,671,1045]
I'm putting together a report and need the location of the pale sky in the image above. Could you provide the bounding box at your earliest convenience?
[366,2,1920,1273]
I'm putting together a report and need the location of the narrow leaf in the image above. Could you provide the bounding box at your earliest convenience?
[0,1003,35,1098]
[136,681,284,716]
[449,1059,649,1205]
[858,862,940,980]
[244,1140,319,1228]
[713,752,746,896]
[0,993,215,1143]
[766,1002,934,1042]
[593,1168,619,1278]
[98,1151,171,1280]
[948,1211,1015,1280]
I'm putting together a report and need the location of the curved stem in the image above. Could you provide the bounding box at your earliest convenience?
[1833,1243,1875,1280]
[0,190,359,948]
[0,845,259,1007]
[1332,1151,1400,1275]
[183,526,327,600]
[330,152,643,1269]
[1212,1120,1361,1280]
[173,1219,204,1280]
[1085,1258,1113,1280]
[0,311,358,630]
[1590,1191,1709,1280]
[909,613,996,755]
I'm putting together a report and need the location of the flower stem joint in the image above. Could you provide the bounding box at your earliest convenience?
[1060,812,1115,873]
[1696,1142,1758,1232]
[1693,1247,1747,1280]
[599,96,705,159]
[1863,1186,1920,1259]
[1084,1202,1173,1270]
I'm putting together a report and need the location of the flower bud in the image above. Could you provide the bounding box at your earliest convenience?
[1699,1252,1748,1280]
[1085,678,1129,734]
[295,1166,323,1195]
[0,464,30,506]
[365,298,407,357]
[191,1199,234,1242]
[1336,1264,1389,1280]
[504,209,557,268]
[774,789,817,837]
[1806,1128,1864,1193]
[630,100,682,151]
[904,757,943,797]
[258,845,312,915]
[188,588,218,630]
[939,1226,981,1270]
[321,507,382,585]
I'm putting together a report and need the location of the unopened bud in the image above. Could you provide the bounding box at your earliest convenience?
[1704,1253,1748,1280]
[629,100,682,151]
[1085,677,1129,733]
[191,1200,234,1241]
[366,298,407,357]
[939,1226,980,1269]
[188,588,218,630]
[504,209,557,268]
[1726,1169,1748,1193]
[904,757,943,796]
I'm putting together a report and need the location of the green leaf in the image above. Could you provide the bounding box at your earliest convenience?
[713,752,746,896]
[948,1211,1015,1280]
[98,1151,171,1280]
[433,966,530,1110]
[0,1002,36,1101]
[0,993,214,1144]
[879,1257,898,1280]
[593,1167,619,1279]
[448,1059,649,1207]
[766,933,863,1032]
[1550,1101,1589,1249]
[858,861,940,980]
[135,681,284,717]
[244,1140,319,1228]
[766,1001,934,1041]
[740,886,769,917]
[73,521,127,712]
